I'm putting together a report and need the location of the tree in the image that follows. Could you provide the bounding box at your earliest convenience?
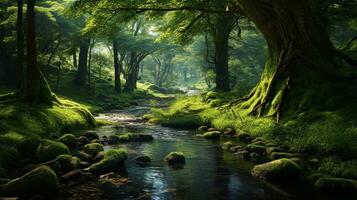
[23,0,53,103]
[16,0,24,92]
[234,0,357,120]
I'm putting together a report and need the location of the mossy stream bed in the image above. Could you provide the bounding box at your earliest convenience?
[94,105,332,200]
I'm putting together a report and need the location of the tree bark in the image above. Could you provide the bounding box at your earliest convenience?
[23,0,53,103]
[236,0,354,120]
[213,14,233,92]
[16,0,24,92]
[113,39,121,93]
[75,38,90,85]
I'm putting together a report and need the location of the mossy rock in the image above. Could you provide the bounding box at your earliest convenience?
[77,151,93,162]
[266,147,284,155]
[118,134,133,143]
[205,91,219,100]
[251,158,301,181]
[161,114,201,129]
[221,141,235,150]
[16,135,41,159]
[237,133,253,142]
[164,152,186,166]
[85,131,99,141]
[36,139,70,162]
[203,131,221,140]
[0,145,20,169]
[315,177,357,193]
[270,152,300,160]
[57,134,77,147]
[84,143,104,156]
[3,166,58,198]
[55,154,80,174]
[131,134,154,142]
[246,144,266,154]
[89,149,127,175]
[136,155,151,166]
[108,135,119,144]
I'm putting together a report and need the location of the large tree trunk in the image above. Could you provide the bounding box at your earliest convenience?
[124,52,140,93]
[113,39,121,93]
[23,0,53,103]
[213,14,232,92]
[16,0,24,92]
[236,0,355,120]
[75,38,90,85]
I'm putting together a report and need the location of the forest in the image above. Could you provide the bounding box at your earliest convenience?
[0,0,356,199]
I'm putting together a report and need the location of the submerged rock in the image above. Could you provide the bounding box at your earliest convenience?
[57,134,77,147]
[229,145,243,153]
[135,156,151,166]
[315,177,357,193]
[89,149,127,175]
[234,150,250,160]
[3,166,57,198]
[270,152,300,160]
[36,139,70,162]
[164,152,186,166]
[221,141,235,150]
[84,143,104,156]
[251,158,301,181]
[203,131,221,140]
[108,135,119,144]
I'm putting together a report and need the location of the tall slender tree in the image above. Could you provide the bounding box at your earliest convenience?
[16,0,24,93]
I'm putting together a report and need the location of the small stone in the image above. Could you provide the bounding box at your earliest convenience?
[60,170,82,183]
[77,136,90,146]
[246,144,266,154]
[202,131,221,140]
[207,128,216,132]
[198,126,208,132]
[221,142,235,150]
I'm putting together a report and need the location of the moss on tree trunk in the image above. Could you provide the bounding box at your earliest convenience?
[235,0,356,120]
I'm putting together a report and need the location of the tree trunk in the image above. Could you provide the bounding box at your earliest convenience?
[236,0,355,120]
[213,14,232,92]
[23,0,53,103]
[124,52,141,93]
[88,39,94,87]
[75,38,90,85]
[16,0,24,92]
[113,39,121,93]
[72,47,77,69]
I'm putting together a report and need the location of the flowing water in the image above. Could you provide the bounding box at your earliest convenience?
[95,104,312,200]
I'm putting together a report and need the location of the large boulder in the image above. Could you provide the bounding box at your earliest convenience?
[3,166,57,198]
[89,149,127,175]
[84,143,104,156]
[315,177,357,193]
[57,134,77,147]
[251,158,301,181]
[164,152,186,166]
[36,139,70,162]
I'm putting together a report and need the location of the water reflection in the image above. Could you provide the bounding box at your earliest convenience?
[96,110,296,200]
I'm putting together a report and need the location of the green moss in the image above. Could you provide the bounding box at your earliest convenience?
[89,149,127,174]
[161,113,201,129]
[202,131,221,140]
[0,98,96,137]
[318,158,357,179]
[3,166,58,198]
[164,152,186,165]
[36,139,70,162]
[84,143,104,156]
[57,134,77,147]
[118,133,133,142]
[55,154,80,173]
[251,158,301,181]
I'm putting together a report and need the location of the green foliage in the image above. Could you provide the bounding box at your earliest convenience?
[318,158,357,179]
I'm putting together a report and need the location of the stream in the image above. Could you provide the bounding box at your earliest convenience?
[94,103,309,200]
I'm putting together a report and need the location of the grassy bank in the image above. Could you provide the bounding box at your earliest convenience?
[147,93,357,180]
